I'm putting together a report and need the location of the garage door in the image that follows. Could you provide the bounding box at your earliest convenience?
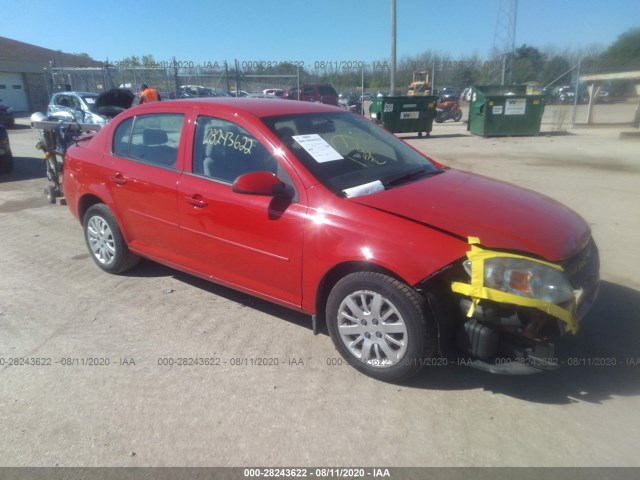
[0,72,29,111]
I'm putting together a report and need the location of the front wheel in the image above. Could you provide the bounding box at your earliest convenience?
[453,109,463,122]
[83,204,140,274]
[326,272,437,382]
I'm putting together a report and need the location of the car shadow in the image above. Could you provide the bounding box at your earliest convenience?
[7,123,32,131]
[539,130,577,137]
[125,260,313,330]
[398,133,470,140]
[408,280,640,404]
[0,155,46,183]
[122,261,640,404]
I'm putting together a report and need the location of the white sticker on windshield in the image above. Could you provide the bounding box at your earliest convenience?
[292,134,343,163]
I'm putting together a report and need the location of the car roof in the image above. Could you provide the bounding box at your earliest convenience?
[131,97,344,118]
[53,91,98,97]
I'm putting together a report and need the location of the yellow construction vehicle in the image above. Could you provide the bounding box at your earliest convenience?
[407,71,432,96]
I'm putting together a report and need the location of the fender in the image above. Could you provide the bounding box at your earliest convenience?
[300,186,469,313]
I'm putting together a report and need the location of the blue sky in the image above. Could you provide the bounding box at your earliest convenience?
[1,0,638,65]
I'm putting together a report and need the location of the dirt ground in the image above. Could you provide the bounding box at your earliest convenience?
[1,105,640,468]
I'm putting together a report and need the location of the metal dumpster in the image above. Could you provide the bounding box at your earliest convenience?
[370,95,437,137]
[467,85,545,137]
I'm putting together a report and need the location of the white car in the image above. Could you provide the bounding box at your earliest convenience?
[262,88,284,97]
[47,89,134,125]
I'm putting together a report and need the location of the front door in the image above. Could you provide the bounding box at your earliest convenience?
[177,114,307,308]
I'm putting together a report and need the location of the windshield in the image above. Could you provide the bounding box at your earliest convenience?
[82,94,98,105]
[263,112,440,196]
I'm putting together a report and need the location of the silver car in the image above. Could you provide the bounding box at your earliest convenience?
[47,92,108,125]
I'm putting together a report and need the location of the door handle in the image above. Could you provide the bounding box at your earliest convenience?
[185,194,208,208]
[108,173,129,185]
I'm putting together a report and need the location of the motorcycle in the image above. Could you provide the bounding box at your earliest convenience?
[30,112,101,204]
[435,95,463,123]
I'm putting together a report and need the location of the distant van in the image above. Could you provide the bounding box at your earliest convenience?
[282,84,339,106]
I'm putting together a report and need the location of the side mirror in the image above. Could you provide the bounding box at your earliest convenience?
[232,171,291,198]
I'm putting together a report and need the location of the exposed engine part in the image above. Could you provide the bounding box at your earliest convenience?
[459,319,498,360]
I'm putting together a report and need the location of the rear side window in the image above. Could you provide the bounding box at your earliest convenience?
[112,114,184,169]
[319,86,337,96]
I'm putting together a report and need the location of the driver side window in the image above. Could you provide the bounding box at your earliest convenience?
[193,116,277,184]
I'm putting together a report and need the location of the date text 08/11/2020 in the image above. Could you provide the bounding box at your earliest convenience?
[106,60,393,71]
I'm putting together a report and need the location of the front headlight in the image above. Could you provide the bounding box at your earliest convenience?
[7,107,14,113]
[464,257,574,305]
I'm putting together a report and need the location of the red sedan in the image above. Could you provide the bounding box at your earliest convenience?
[63,98,599,382]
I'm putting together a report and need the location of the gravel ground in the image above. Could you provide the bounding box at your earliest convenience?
[1,107,639,468]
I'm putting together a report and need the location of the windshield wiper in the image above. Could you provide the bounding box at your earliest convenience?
[382,167,445,188]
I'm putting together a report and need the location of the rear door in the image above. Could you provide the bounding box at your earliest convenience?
[104,110,187,261]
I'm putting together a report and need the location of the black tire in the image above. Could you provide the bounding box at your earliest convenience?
[453,109,463,122]
[326,272,437,382]
[83,204,140,274]
[0,154,13,174]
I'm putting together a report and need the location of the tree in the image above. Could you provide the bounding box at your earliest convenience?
[540,56,571,87]
[511,44,544,83]
[448,60,483,89]
[599,27,640,70]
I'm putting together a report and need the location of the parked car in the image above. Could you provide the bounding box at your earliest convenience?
[178,85,230,98]
[338,92,362,113]
[0,100,15,128]
[282,84,339,106]
[48,89,135,126]
[0,124,13,173]
[263,88,285,97]
[553,85,590,105]
[438,86,458,99]
[62,98,599,383]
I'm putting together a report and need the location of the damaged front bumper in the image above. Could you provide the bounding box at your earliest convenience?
[442,237,600,374]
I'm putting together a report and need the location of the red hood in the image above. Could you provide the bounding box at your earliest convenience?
[350,169,590,262]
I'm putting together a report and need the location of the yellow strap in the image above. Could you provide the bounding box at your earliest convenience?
[451,237,578,333]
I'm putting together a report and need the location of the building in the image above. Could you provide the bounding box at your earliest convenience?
[0,36,102,113]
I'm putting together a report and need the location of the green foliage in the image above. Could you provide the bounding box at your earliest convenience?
[540,56,571,87]
[113,27,640,95]
[511,44,544,83]
[599,27,640,70]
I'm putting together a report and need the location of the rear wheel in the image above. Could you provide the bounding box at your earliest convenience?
[83,204,139,274]
[326,272,437,382]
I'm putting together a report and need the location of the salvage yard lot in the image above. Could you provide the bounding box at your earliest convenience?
[1,109,640,467]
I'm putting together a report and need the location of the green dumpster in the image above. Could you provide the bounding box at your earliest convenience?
[369,95,437,137]
[467,85,545,137]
